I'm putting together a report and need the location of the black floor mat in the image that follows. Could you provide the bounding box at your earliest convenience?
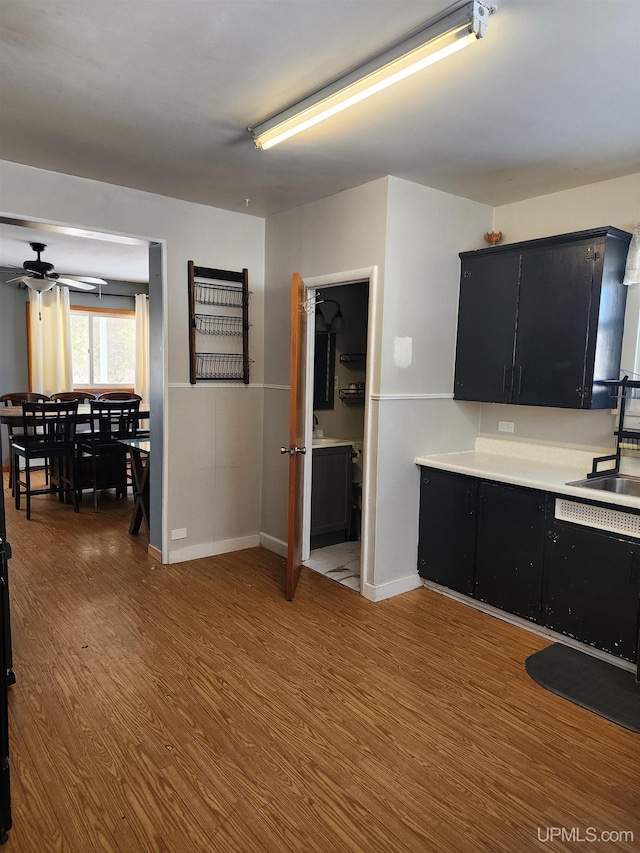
[525,643,640,734]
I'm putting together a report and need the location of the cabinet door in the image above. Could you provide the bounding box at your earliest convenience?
[514,241,595,408]
[453,252,520,403]
[311,446,352,546]
[418,468,477,595]
[544,521,640,662]
[474,482,547,620]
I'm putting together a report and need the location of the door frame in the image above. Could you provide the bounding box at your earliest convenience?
[299,266,379,595]
[0,214,166,560]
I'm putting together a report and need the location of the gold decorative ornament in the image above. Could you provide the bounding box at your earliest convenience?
[484,231,503,246]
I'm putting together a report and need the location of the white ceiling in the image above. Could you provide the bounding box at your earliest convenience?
[0,0,639,278]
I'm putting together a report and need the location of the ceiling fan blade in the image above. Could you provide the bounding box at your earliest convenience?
[56,277,96,290]
[60,275,108,285]
[5,275,28,284]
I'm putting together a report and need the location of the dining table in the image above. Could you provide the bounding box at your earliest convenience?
[118,438,151,537]
[0,403,151,509]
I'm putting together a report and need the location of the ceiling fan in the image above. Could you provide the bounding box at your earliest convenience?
[3,242,107,292]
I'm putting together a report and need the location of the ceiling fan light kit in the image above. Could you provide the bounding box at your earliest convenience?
[3,242,107,292]
[250,0,492,150]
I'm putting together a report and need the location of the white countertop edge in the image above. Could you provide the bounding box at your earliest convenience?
[414,445,640,512]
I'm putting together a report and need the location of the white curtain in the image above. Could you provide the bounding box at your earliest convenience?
[28,286,73,396]
[135,293,150,402]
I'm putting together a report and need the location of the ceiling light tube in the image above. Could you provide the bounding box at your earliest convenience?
[251,1,491,150]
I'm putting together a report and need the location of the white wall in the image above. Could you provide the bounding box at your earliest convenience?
[0,160,265,561]
[261,179,388,553]
[261,176,493,598]
[480,173,640,450]
[369,177,491,598]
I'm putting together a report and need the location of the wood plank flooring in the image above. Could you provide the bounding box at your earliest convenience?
[3,480,640,852]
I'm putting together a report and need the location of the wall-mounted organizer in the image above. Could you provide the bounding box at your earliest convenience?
[187,262,252,384]
[338,386,365,404]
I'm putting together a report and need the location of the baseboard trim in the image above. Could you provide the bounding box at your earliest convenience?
[168,534,260,564]
[147,544,162,563]
[422,580,635,673]
[259,532,288,558]
[362,572,423,602]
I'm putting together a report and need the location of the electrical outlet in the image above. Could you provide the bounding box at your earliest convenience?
[171,528,187,540]
[498,420,515,433]
[334,375,339,389]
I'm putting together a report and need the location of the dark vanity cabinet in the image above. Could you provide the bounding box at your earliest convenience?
[311,445,352,549]
[418,468,477,594]
[544,521,640,661]
[454,227,631,409]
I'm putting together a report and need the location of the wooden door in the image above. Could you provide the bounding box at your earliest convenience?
[285,273,308,600]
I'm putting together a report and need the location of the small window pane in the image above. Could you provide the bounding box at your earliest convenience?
[91,316,135,385]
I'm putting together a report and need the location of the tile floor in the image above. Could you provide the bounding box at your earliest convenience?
[303,540,361,590]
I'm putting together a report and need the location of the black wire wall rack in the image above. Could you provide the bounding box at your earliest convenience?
[188,262,252,384]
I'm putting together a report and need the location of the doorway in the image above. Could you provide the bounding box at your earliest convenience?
[301,274,373,594]
[0,215,164,557]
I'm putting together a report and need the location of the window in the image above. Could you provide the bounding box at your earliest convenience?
[71,308,135,388]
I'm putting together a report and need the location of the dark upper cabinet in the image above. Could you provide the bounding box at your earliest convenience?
[453,226,631,409]
[418,467,477,595]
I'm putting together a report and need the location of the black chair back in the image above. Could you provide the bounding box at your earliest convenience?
[97,392,142,401]
[50,392,97,403]
[0,392,51,406]
[21,401,78,447]
[88,400,140,442]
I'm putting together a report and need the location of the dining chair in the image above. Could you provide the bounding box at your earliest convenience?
[96,393,148,437]
[12,401,79,520]
[0,392,52,492]
[97,392,142,401]
[51,392,97,402]
[76,400,141,511]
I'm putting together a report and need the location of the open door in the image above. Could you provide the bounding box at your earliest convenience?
[282,273,307,600]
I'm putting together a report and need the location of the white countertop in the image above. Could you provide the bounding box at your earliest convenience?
[415,436,640,511]
[312,437,355,449]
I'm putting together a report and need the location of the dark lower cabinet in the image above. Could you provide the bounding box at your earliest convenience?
[474,482,547,621]
[311,445,352,549]
[544,521,640,662]
[417,466,640,663]
[418,468,477,595]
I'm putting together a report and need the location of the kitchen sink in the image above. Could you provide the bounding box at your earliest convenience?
[567,474,640,497]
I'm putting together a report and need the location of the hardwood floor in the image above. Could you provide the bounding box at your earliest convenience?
[3,479,640,852]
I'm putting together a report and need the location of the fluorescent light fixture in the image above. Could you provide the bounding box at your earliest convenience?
[251,1,492,150]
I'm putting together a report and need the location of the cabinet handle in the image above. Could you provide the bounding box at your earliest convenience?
[502,365,509,394]
[517,365,523,396]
